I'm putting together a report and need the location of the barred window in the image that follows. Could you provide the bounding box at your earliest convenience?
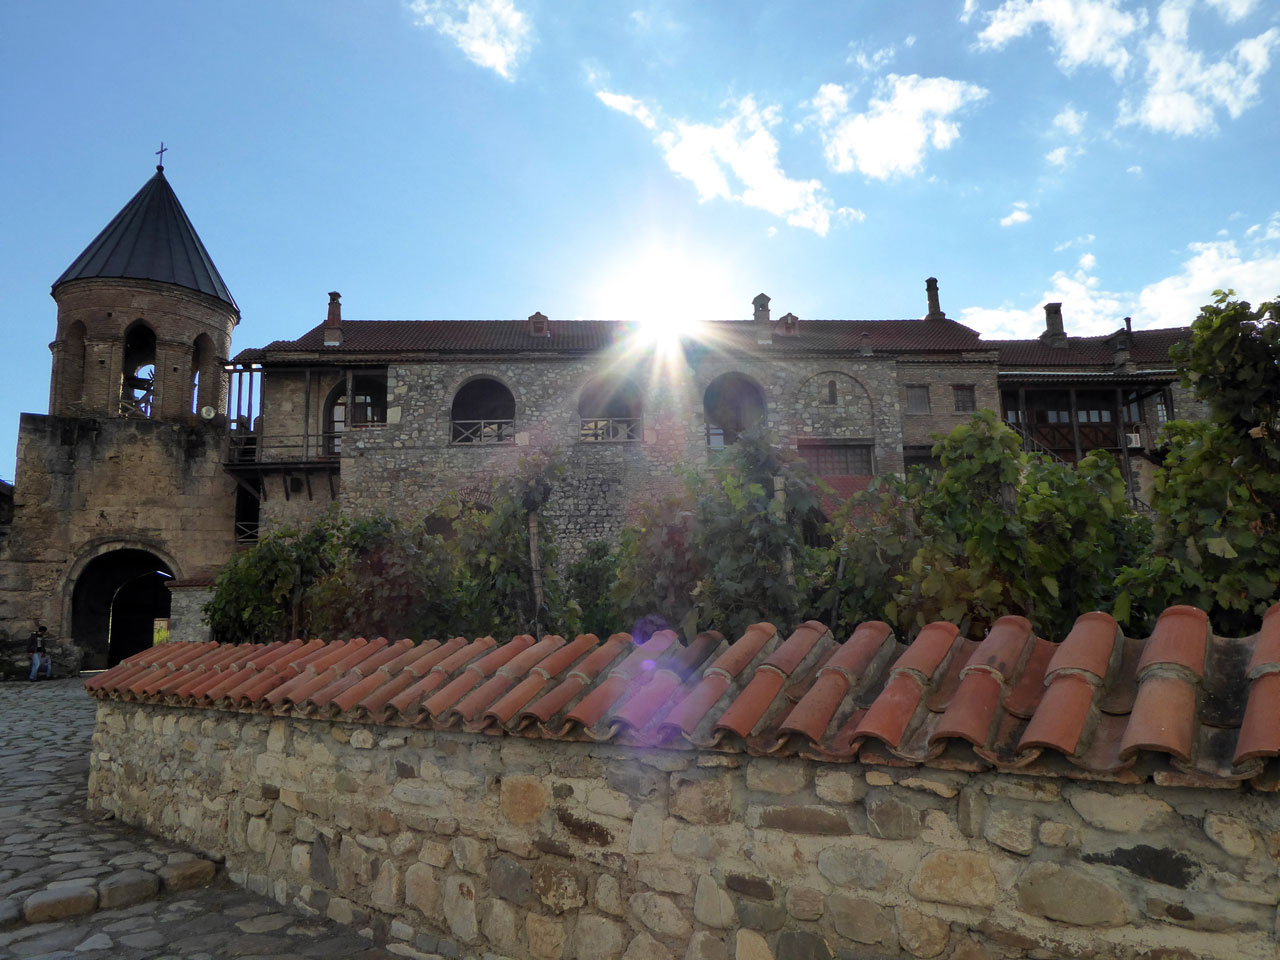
[953,385,976,412]
[906,385,930,414]
[798,441,873,476]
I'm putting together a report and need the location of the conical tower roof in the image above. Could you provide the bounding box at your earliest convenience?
[53,165,238,315]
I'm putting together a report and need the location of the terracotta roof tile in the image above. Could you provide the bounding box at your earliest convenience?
[84,602,1280,789]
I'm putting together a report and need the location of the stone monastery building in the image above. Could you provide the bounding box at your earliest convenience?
[0,167,1203,669]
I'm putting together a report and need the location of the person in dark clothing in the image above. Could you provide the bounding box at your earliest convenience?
[27,625,52,680]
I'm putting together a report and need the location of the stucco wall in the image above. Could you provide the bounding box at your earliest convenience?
[88,700,1280,960]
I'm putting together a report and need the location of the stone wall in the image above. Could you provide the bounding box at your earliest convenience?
[0,414,237,651]
[166,584,214,645]
[88,700,1280,960]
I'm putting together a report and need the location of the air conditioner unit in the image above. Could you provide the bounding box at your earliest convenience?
[1125,432,1142,448]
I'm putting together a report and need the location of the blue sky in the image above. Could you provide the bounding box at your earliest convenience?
[2,0,1278,481]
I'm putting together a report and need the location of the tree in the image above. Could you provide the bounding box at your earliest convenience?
[1116,292,1280,633]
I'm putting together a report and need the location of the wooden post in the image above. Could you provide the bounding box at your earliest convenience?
[302,368,311,460]
[1068,388,1082,461]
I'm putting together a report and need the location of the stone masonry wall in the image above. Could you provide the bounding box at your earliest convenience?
[89,700,1280,960]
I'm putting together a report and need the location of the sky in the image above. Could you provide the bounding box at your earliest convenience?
[2,0,1279,481]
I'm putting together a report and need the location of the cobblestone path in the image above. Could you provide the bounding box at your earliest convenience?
[0,677,398,960]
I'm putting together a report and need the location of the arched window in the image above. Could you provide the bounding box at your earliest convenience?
[324,375,387,454]
[579,378,642,441]
[191,334,217,415]
[451,378,515,443]
[703,372,766,448]
[120,321,156,418]
[61,320,87,412]
[827,379,837,405]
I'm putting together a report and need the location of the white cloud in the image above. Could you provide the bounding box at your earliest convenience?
[1120,3,1280,136]
[1244,212,1280,240]
[1126,164,1143,174]
[601,94,851,235]
[976,0,1145,79]
[1205,0,1258,23]
[1054,232,1096,251]
[1001,201,1032,226]
[961,0,980,24]
[1045,146,1070,165]
[596,90,657,129]
[961,227,1280,338]
[809,74,989,180]
[409,0,531,80]
[849,41,899,72]
[1052,104,1087,134]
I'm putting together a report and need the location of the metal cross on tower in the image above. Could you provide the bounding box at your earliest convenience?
[155,142,167,169]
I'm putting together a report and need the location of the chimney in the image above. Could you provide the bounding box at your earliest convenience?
[778,312,799,336]
[1040,302,1067,347]
[528,311,550,337]
[323,291,343,346]
[753,293,772,344]
[925,277,946,320]
[1113,317,1133,367]
[859,331,873,356]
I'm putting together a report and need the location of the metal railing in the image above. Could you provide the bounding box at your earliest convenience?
[451,419,515,444]
[579,417,641,442]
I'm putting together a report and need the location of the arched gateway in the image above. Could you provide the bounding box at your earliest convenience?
[70,548,174,668]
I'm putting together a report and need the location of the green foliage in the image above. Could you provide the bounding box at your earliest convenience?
[823,411,1148,640]
[1117,292,1280,633]
[566,541,622,638]
[612,492,703,639]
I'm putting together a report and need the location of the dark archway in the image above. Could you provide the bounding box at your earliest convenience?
[704,372,766,448]
[70,549,173,669]
[451,378,516,443]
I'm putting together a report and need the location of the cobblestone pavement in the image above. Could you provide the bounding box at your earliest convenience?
[0,677,398,960]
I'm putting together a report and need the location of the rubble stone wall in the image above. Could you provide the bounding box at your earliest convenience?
[88,700,1280,960]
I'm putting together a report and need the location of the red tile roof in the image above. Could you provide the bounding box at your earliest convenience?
[85,603,1280,789]
[232,317,987,364]
[991,327,1187,367]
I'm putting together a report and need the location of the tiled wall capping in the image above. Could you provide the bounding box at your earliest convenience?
[87,606,1280,959]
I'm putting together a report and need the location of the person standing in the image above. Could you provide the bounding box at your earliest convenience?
[27,625,52,681]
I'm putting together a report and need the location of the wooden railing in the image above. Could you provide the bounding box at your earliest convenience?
[579,418,641,442]
[451,419,515,444]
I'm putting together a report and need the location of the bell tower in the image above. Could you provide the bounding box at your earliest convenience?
[48,163,239,422]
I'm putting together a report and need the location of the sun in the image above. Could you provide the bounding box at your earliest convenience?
[586,244,742,348]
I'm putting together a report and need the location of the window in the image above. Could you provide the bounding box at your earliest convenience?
[579,378,641,441]
[325,375,388,454]
[704,373,766,448]
[1156,393,1170,424]
[451,378,515,444]
[906,385,930,414]
[826,380,837,405]
[953,385,976,412]
[120,321,156,418]
[797,441,873,476]
[904,445,940,472]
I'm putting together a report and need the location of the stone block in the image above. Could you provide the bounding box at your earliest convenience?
[630,891,692,938]
[784,886,824,920]
[405,862,441,916]
[443,875,481,943]
[1067,790,1172,832]
[898,774,963,798]
[695,875,736,928]
[588,786,634,820]
[97,868,159,909]
[865,798,926,839]
[536,863,585,913]
[595,872,625,915]
[685,931,729,960]
[452,836,487,874]
[775,931,832,960]
[737,898,787,932]
[982,778,1060,802]
[1203,813,1255,857]
[623,931,673,960]
[725,874,774,900]
[638,862,694,894]
[1017,862,1128,927]
[629,805,666,854]
[372,860,402,911]
[1037,821,1078,848]
[828,894,895,948]
[527,912,567,960]
[814,771,864,804]
[24,884,98,923]
[501,775,550,824]
[757,806,851,836]
[420,838,452,867]
[816,846,894,891]
[746,759,808,795]
[481,898,519,955]
[983,809,1035,855]
[157,858,216,892]
[734,929,773,960]
[246,815,270,852]
[956,788,985,838]
[573,914,626,960]
[491,855,534,906]
[670,773,733,825]
[910,850,997,907]
[895,906,949,958]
